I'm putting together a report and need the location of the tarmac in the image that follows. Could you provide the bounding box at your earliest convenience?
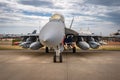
[0,50,120,80]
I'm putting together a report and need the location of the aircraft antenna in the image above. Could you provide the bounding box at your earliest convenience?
[69,17,74,29]
[39,26,40,32]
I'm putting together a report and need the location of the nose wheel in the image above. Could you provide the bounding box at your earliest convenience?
[53,52,62,63]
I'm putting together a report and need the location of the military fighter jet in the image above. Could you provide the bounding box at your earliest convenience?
[20,14,103,63]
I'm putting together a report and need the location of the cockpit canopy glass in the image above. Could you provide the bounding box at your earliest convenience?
[50,14,64,22]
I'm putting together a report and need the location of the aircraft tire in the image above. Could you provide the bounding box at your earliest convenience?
[59,54,62,63]
[73,47,76,53]
[46,47,49,53]
[53,55,56,62]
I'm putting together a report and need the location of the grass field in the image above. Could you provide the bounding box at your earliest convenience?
[0,45,120,51]
[99,45,120,51]
[0,45,22,50]
[0,39,120,50]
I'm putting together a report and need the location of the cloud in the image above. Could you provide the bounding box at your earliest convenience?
[85,0,120,6]
[0,0,119,35]
[18,0,53,7]
[106,11,120,24]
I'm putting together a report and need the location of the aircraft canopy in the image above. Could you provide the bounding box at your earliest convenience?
[50,14,64,22]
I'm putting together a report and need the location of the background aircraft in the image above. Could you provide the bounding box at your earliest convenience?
[20,14,104,63]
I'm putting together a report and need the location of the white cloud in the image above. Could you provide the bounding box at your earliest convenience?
[0,0,119,35]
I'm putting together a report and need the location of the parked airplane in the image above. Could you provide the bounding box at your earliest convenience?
[20,14,103,63]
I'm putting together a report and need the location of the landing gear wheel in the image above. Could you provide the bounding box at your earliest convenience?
[45,47,49,53]
[53,55,56,62]
[59,54,62,63]
[73,47,76,53]
[53,54,62,63]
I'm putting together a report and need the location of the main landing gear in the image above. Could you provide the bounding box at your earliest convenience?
[45,47,49,53]
[72,47,76,53]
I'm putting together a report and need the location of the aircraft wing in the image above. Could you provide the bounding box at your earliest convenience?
[19,33,43,50]
[21,33,39,37]
[64,28,105,49]
[65,28,101,37]
[21,33,39,42]
[65,28,79,35]
[65,28,101,39]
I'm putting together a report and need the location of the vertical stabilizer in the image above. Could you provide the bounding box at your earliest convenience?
[32,30,37,34]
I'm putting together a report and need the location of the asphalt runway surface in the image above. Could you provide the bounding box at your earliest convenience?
[0,50,120,80]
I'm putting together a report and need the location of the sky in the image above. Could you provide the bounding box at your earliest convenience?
[0,0,120,36]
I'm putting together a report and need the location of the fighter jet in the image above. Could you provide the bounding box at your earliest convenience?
[20,14,103,63]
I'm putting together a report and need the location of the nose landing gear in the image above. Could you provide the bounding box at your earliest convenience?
[53,53,62,63]
[53,47,63,63]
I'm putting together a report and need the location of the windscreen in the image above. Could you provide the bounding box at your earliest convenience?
[50,14,64,22]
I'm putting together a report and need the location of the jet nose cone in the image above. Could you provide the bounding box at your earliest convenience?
[39,21,65,47]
